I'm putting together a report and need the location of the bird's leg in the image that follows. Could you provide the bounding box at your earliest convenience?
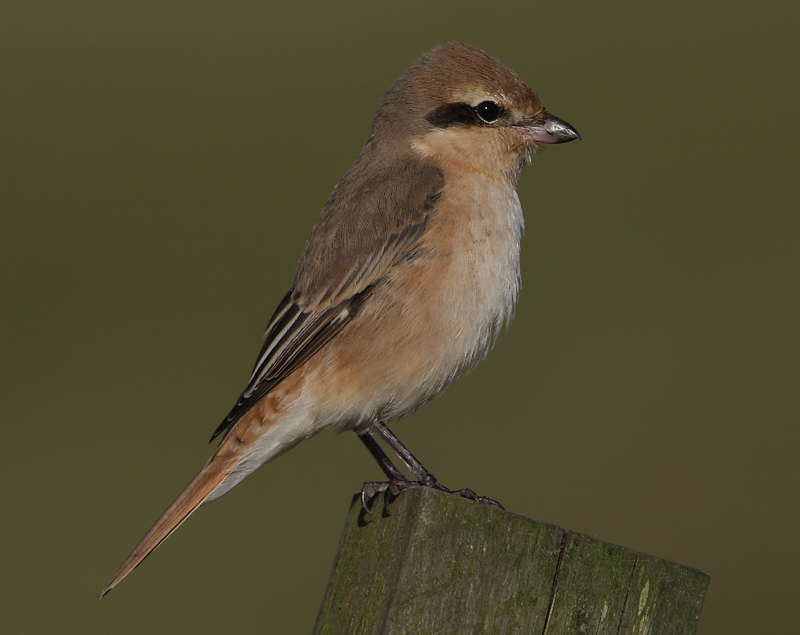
[364,420,504,509]
[368,420,441,486]
[358,431,407,481]
[358,430,409,511]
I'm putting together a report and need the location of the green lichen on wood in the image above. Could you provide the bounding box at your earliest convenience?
[314,488,709,635]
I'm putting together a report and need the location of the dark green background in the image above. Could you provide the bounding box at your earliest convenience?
[2,2,797,633]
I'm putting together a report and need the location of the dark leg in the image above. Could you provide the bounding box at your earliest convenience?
[357,431,408,511]
[358,431,407,482]
[360,420,504,510]
[368,420,440,485]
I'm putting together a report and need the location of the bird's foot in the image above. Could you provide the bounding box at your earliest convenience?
[360,480,392,510]
[447,487,505,510]
[360,477,503,513]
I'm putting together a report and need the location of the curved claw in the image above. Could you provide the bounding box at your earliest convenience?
[450,487,505,510]
[360,478,503,513]
[361,481,391,513]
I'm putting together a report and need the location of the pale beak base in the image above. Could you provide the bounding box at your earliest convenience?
[521,114,581,144]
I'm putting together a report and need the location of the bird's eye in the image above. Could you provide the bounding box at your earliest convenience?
[475,101,501,123]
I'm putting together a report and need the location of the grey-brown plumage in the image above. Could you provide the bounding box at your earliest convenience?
[102,42,579,597]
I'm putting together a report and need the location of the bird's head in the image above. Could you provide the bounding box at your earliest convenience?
[368,42,580,183]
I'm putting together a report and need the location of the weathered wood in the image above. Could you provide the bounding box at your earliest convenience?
[314,488,709,634]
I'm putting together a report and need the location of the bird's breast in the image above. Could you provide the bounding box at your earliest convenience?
[419,171,524,358]
[307,171,525,428]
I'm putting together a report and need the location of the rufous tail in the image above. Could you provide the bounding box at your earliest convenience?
[100,454,235,597]
[101,384,307,597]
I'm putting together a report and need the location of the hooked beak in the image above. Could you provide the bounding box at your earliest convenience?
[520,113,581,144]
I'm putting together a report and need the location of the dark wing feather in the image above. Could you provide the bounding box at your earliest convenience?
[210,160,443,442]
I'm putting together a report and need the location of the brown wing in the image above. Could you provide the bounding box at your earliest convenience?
[210,160,443,442]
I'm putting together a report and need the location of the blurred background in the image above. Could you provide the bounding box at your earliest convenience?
[1,2,797,633]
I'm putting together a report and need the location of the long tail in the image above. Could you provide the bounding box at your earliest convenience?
[100,453,235,597]
[101,389,309,597]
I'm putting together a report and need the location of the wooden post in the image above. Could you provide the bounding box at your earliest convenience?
[314,488,709,634]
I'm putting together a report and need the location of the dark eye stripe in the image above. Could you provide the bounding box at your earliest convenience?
[426,103,477,128]
[426,101,505,129]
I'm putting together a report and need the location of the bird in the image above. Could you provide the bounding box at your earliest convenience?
[101,42,579,597]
